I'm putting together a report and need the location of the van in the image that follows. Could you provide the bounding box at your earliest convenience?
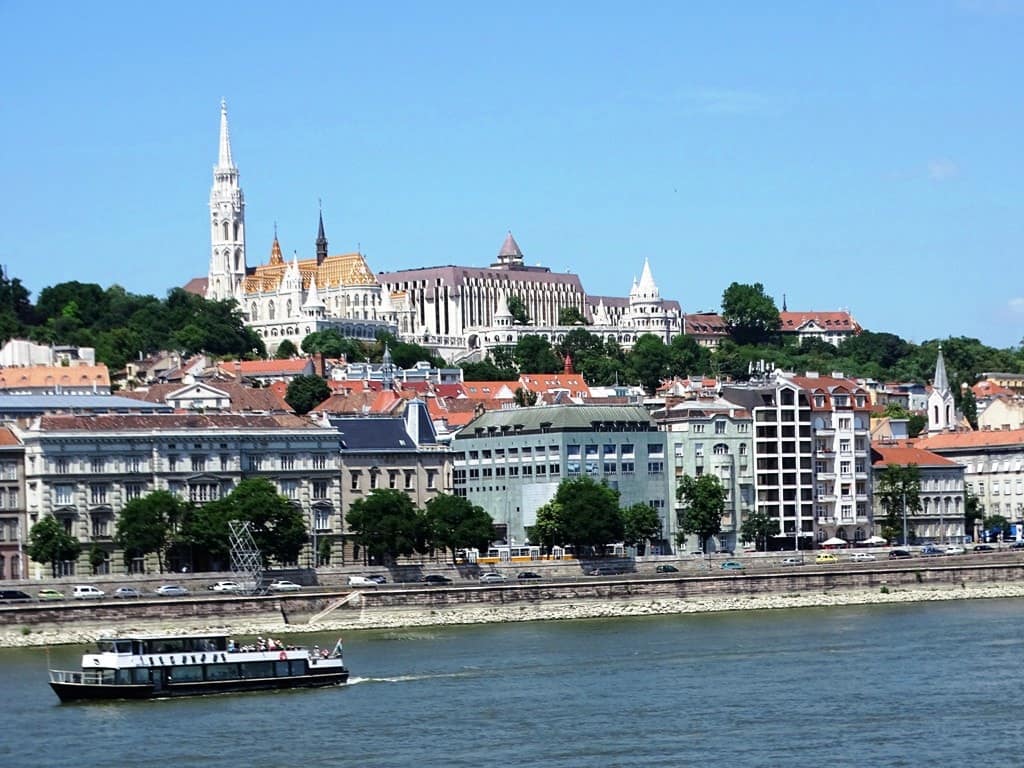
[0,589,32,603]
[71,585,105,600]
[347,575,380,588]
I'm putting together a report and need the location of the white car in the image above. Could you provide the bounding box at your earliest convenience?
[71,585,105,600]
[209,581,242,593]
[347,575,380,588]
[267,579,301,592]
[478,572,507,584]
[849,552,877,562]
[944,546,966,555]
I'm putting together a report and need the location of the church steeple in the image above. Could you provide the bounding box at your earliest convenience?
[206,100,247,302]
[315,204,328,266]
[927,344,956,434]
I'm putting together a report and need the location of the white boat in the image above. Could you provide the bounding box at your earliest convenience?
[49,633,348,702]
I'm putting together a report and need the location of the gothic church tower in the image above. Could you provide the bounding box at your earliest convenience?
[927,345,956,433]
[206,100,247,301]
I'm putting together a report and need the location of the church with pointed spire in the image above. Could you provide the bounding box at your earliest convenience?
[927,346,957,433]
[195,103,683,358]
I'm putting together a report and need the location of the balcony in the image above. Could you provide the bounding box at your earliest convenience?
[817,493,837,502]
[816,471,836,480]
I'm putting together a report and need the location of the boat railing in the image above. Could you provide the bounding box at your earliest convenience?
[49,669,108,686]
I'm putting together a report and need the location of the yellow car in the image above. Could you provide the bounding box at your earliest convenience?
[815,553,839,564]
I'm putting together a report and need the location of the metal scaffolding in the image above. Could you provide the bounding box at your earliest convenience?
[228,520,262,594]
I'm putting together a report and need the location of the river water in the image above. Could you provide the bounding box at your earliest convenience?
[2,598,1021,768]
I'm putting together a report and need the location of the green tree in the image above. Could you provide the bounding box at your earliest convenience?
[460,358,518,381]
[514,335,561,373]
[513,386,538,406]
[220,478,308,566]
[964,490,984,540]
[347,489,423,564]
[27,517,82,577]
[668,333,712,378]
[982,514,1011,542]
[622,502,662,551]
[0,268,33,342]
[959,387,978,430]
[529,501,564,551]
[552,476,624,554]
[676,474,726,551]
[875,464,921,545]
[274,338,298,359]
[301,329,366,361]
[628,334,673,393]
[721,282,781,346]
[739,509,780,552]
[558,306,588,325]
[424,493,494,563]
[507,295,529,325]
[179,499,233,569]
[115,490,190,573]
[285,374,331,415]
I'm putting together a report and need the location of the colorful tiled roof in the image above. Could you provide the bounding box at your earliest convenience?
[0,364,111,390]
[871,443,959,468]
[915,428,1024,450]
[780,311,861,333]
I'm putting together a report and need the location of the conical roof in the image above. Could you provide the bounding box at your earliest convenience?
[497,231,524,262]
[933,345,949,395]
[217,99,235,169]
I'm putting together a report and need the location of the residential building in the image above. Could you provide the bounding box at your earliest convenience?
[14,413,343,575]
[652,397,754,553]
[871,443,965,544]
[778,310,861,347]
[0,427,25,580]
[0,363,111,395]
[452,405,669,551]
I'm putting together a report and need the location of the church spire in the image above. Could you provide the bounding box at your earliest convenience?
[933,344,949,395]
[217,99,235,169]
[316,202,328,265]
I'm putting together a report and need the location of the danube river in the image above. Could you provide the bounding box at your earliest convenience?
[3,598,1022,768]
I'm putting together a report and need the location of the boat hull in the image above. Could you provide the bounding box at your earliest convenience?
[50,670,348,703]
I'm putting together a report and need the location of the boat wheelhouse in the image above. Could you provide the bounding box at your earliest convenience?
[48,632,348,702]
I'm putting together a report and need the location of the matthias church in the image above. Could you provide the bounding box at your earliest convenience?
[193,102,684,360]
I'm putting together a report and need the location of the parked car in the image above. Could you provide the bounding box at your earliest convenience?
[889,549,913,559]
[588,567,621,576]
[655,564,679,573]
[347,575,380,588]
[479,572,507,584]
[815,553,838,564]
[973,544,996,553]
[71,585,105,600]
[367,574,388,584]
[716,549,735,556]
[422,574,453,585]
[155,584,190,597]
[944,545,966,555]
[779,556,804,566]
[209,581,242,593]
[517,571,542,580]
[720,561,744,571]
[849,552,877,562]
[920,545,946,557]
[37,588,66,601]
[112,586,143,599]
[1010,541,1024,550]
[0,589,33,603]
[267,579,301,592]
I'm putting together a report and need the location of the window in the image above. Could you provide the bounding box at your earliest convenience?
[405,471,415,490]
[604,462,617,474]
[585,445,598,458]
[621,444,635,458]
[739,444,747,455]
[621,461,635,475]
[693,424,705,433]
[694,443,704,458]
[90,458,104,473]
[314,508,331,531]
[312,454,328,470]
[522,447,533,457]
[350,472,361,492]
[648,461,664,475]
[388,471,399,489]
[603,444,617,456]
[5,489,16,508]
[426,470,437,489]
[312,480,329,500]
[248,456,263,472]
[55,484,74,506]
[56,458,70,474]
[469,450,479,460]
[737,423,750,433]
[0,462,15,481]
[369,472,379,490]
[91,516,109,538]
[188,483,219,503]
[281,455,295,471]
[522,465,533,476]
[648,443,664,458]
[125,483,143,501]
[713,444,729,455]
[191,455,206,473]
[838,417,852,430]
[126,456,142,473]
[839,440,851,453]
[168,455,179,472]
[840,461,852,475]
[549,463,560,476]
[90,484,108,505]
[281,480,299,499]
[715,421,726,435]
[220,454,231,471]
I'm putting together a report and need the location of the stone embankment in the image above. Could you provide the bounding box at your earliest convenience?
[5,578,1024,649]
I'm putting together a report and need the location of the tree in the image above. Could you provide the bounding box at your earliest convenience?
[964,490,984,540]
[514,335,561,373]
[739,509,779,552]
[274,338,298,359]
[668,333,712,378]
[460,358,518,381]
[115,490,189,573]
[622,503,662,551]
[27,517,82,577]
[423,493,494,563]
[513,386,538,406]
[529,501,565,551]
[558,306,588,325]
[285,374,331,415]
[628,334,673,393]
[552,476,624,554]
[179,498,233,569]
[721,282,781,346]
[220,478,308,566]
[875,464,921,545]
[507,295,529,325]
[347,489,423,564]
[958,387,978,430]
[301,329,366,361]
[982,514,1011,543]
[676,474,726,551]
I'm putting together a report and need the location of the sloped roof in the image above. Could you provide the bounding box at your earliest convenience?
[0,426,21,446]
[780,311,860,333]
[182,277,208,296]
[120,381,290,412]
[0,364,111,390]
[871,443,959,468]
[456,404,656,437]
[915,428,1024,451]
[331,416,418,452]
[33,413,323,432]
[460,381,519,400]
[217,359,314,377]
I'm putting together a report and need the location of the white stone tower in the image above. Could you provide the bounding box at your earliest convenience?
[927,345,956,433]
[206,100,247,302]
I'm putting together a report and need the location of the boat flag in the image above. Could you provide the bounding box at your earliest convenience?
[332,637,344,658]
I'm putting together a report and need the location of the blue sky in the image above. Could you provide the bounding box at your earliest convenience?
[3,1,1022,348]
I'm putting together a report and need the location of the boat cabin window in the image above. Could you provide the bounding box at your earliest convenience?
[96,640,133,654]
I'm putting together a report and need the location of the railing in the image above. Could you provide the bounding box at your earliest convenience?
[49,669,106,685]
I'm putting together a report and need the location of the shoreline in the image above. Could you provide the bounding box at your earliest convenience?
[5,581,1024,649]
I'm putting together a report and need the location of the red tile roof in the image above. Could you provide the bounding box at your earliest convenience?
[217,359,314,377]
[780,311,861,333]
[914,428,1024,450]
[0,426,21,446]
[0,364,111,390]
[119,381,290,413]
[871,444,959,468]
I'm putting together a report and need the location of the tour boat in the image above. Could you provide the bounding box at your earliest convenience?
[48,632,348,702]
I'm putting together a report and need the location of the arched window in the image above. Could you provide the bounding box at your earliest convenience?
[268,301,276,320]
[250,302,258,320]
[713,443,729,455]
[223,221,230,240]
[286,299,293,317]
